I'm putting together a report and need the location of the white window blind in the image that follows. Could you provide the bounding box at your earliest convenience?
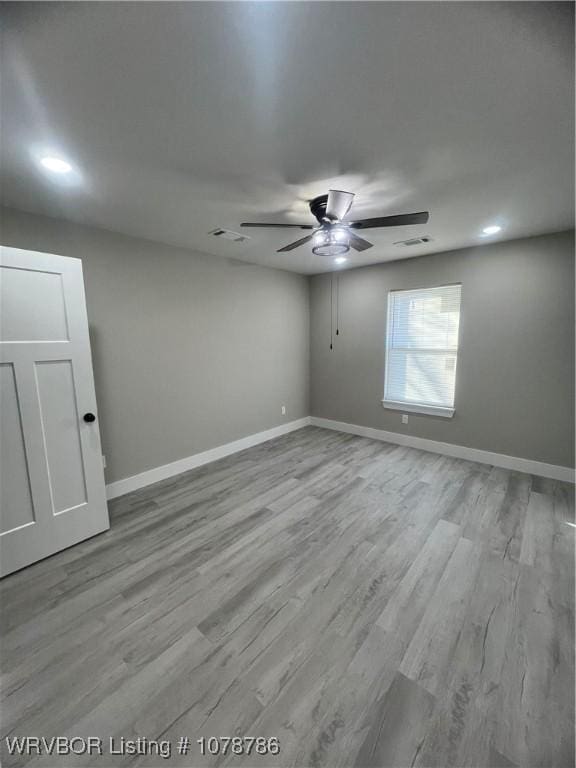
[383,284,462,417]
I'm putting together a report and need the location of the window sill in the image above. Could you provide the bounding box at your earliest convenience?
[381,400,455,418]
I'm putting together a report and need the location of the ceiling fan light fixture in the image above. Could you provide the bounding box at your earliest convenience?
[312,242,350,257]
[312,228,350,257]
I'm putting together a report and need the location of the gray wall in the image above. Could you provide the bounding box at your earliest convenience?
[310,230,575,468]
[2,205,572,478]
[0,206,310,483]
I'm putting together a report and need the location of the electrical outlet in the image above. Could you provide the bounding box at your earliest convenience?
[102,454,107,468]
[401,414,409,425]
[281,405,286,416]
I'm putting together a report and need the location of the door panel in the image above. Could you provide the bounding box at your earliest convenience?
[0,265,69,341]
[0,246,109,576]
[35,360,88,514]
[0,363,36,534]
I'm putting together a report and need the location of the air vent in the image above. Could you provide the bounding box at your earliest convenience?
[394,236,433,247]
[209,228,251,243]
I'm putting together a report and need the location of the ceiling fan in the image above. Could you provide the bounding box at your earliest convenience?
[241,190,429,256]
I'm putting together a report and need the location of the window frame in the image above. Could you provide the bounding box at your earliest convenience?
[382,283,462,419]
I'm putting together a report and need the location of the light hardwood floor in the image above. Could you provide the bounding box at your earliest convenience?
[1,426,574,767]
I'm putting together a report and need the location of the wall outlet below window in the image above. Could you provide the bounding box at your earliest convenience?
[401,414,409,425]
[281,405,286,416]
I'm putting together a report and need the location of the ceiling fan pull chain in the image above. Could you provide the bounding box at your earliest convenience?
[336,274,340,336]
[330,274,334,350]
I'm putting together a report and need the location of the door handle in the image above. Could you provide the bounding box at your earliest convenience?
[83,412,96,423]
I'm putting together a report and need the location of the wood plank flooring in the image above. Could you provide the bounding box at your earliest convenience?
[1,426,574,767]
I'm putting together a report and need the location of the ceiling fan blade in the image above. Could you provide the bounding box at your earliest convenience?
[326,190,355,221]
[241,222,314,229]
[277,234,314,252]
[349,233,373,252]
[350,211,429,230]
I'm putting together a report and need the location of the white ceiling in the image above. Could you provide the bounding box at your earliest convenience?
[1,2,573,274]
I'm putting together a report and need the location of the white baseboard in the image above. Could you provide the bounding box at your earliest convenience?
[106,417,312,500]
[310,416,575,483]
[106,413,574,500]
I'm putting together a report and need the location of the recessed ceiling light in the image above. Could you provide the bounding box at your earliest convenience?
[40,156,73,174]
[334,257,347,265]
[481,225,502,236]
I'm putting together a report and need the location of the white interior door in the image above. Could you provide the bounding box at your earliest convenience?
[0,246,109,577]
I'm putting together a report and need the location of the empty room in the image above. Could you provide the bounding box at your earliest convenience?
[0,2,574,767]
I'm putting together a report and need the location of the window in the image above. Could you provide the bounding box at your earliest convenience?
[383,284,462,417]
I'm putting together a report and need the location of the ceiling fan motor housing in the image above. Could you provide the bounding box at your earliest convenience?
[309,194,331,222]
